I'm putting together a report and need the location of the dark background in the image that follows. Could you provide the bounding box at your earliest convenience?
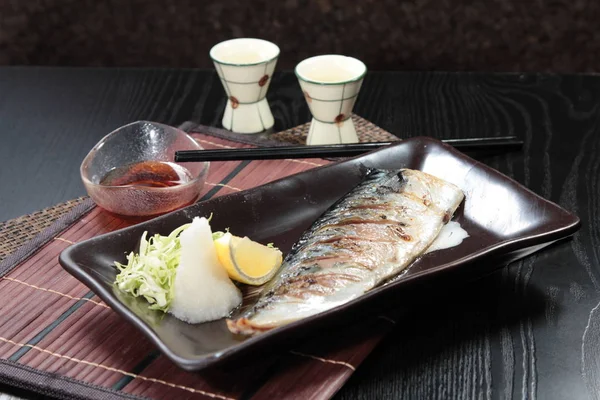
[1,0,599,72]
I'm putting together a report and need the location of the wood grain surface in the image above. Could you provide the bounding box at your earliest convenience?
[0,67,599,399]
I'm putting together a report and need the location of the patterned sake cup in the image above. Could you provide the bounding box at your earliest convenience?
[210,38,280,134]
[295,55,367,145]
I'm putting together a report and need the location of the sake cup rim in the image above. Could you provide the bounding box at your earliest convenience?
[295,54,367,86]
[210,38,280,67]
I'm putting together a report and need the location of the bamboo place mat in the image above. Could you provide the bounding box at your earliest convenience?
[270,115,398,145]
[0,117,401,400]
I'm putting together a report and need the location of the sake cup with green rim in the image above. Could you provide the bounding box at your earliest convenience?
[210,38,280,134]
[295,55,367,145]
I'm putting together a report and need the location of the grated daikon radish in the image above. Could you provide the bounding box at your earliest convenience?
[168,217,242,324]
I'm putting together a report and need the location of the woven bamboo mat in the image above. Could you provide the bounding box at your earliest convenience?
[0,117,399,400]
[0,198,88,263]
[270,115,399,145]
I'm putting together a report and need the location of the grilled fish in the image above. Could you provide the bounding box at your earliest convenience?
[227,168,465,335]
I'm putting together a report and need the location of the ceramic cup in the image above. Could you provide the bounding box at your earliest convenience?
[295,55,367,145]
[210,38,280,134]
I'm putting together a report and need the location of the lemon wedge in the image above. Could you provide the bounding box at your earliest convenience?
[213,232,283,285]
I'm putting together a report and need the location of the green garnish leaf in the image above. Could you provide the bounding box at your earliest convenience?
[212,231,226,240]
[212,227,230,241]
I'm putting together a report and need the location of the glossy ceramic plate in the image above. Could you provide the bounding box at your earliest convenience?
[59,137,580,371]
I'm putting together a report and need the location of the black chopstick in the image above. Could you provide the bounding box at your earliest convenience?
[174,136,523,162]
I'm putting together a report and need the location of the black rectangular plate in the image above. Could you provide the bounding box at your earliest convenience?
[59,137,580,371]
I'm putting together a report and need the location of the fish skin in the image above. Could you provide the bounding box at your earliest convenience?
[227,169,465,335]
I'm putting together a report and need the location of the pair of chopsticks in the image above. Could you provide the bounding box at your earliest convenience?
[174,136,523,162]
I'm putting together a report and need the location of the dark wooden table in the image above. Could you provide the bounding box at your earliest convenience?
[1,67,599,400]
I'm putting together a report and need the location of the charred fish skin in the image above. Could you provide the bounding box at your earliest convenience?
[227,169,465,335]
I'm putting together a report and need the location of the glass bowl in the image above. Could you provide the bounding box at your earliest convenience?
[81,121,210,218]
